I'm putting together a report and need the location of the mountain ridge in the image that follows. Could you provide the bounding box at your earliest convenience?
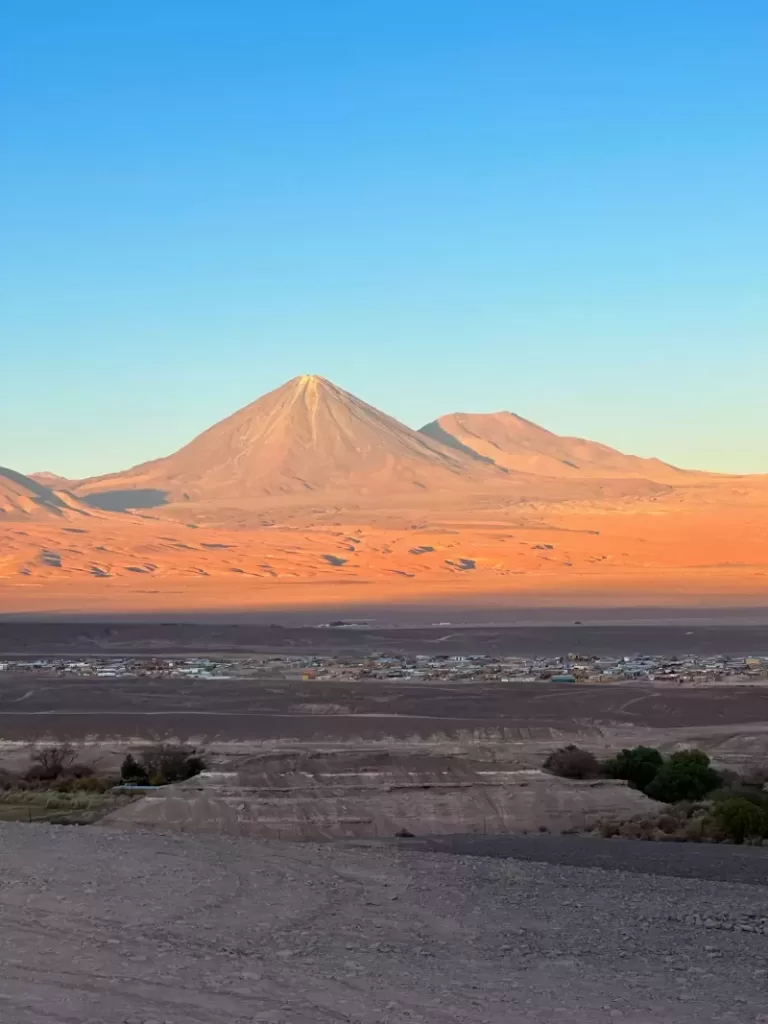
[21,375,750,515]
[420,410,702,483]
[75,375,509,509]
[0,467,110,521]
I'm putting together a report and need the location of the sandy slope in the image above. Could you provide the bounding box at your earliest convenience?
[1,479,767,613]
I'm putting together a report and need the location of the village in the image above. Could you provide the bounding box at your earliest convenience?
[1,651,767,686]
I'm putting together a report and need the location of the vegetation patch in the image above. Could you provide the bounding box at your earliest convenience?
[0,745,134,824]
[120,745,207,787]
[543,744,601,780]
[0,743,206,824]
[542,742,768,845]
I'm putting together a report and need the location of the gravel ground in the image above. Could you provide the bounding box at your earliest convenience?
[404,833,768,886]
[1,824,767,1024]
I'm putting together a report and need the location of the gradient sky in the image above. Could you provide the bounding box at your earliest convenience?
[2,0,766,477]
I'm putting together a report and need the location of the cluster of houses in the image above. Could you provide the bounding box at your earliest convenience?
[0,651,766,685]
[299,652,768,684]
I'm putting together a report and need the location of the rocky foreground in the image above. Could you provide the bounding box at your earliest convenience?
[0,825,767,1023]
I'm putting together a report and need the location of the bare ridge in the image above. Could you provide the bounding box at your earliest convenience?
[0,466,101,520]
[420,411,697,483]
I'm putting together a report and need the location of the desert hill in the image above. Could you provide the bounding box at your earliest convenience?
[421,411,700,484]
[29,471,75,489]
[75,375,509,509]
[0,467,105,521]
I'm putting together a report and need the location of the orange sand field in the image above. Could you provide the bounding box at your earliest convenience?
[2,494,767,616]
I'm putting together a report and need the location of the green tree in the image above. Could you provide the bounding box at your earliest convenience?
[603,746,664,791]
[713,797,768,844]
[120,753,149,785]
[645,749,720,804]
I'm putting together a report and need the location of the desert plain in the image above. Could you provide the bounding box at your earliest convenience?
[3,376,768,1024]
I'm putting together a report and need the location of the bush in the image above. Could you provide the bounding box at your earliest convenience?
[603,746,664,790]
[27,745,76,781]
[711,786,768,814]
[713,797,768,844]
[120,753,150,785]
[71,775,111,793]
[120,747,207,786]
[644,749,721,804]
[594,803,712,843]
[141,746,207,784]
[543,745,601,780]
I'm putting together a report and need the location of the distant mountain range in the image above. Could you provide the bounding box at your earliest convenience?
[13,374,724,515]
[3,376,767,613]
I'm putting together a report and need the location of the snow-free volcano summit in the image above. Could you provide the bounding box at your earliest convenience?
[75,374,507,508]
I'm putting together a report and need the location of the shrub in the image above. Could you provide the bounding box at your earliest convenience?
[543,745,601,780]
[120,747,207,786]
[120,753,150,785]
[71,775,111,793]
[644,749,721,804]
[713,797,768,844]
[594,803,713,843]
[603,746,664,790]
[711,786,768,814]
[27,745,76,781]
[140,745,207,784]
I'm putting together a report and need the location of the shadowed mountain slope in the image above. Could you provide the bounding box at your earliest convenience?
[0,467,107,520]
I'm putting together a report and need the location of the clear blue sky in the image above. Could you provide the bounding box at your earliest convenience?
[2,0,766,476]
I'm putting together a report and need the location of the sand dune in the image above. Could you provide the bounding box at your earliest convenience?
[1,489,767,613]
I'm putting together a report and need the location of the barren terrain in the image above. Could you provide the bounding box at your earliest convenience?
[1,823,767,1023]
[3,620,768,654]
[2,497,768,615]
[3,674,768,745]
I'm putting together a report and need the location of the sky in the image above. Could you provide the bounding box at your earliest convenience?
[1,0,766,477]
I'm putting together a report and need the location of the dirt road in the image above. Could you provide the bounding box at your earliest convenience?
[0,823,766,1023]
